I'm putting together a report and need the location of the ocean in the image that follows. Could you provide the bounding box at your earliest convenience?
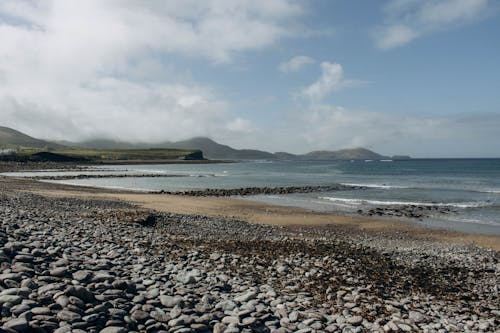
[5,158,500,235]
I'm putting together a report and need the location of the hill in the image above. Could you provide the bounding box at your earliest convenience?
[0,126,406,161]
[0,126,65,149]
[164,137,275,160]
[74,137,275,160]
[301,148,388,160]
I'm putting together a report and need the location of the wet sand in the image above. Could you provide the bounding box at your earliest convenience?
[31,185,500,251]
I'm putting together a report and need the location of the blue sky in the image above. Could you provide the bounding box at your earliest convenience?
[0,0,499,157]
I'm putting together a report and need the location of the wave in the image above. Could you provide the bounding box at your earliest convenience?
[342,182,500,195]
[341,183,409,189]
[318,196,489,208]
[476,189,500,194]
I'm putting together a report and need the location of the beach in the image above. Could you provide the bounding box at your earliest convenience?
[0,168,499,332]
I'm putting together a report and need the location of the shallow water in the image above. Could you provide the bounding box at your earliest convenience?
[4,158,500,235]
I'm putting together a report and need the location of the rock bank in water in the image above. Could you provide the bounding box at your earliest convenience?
[155,185,363,197]
[357,205,457,219]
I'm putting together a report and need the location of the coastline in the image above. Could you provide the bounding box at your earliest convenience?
[6,175,497,251]
[0,174,498,332]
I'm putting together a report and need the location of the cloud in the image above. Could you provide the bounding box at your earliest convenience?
[0,0,305,142]
[247,104,500,157]
[301,62,363,102]
[279,55,315,73]
[374,0,494,49]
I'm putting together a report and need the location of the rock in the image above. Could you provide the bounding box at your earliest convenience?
[2,317,29,332]
[99,328,127,333]
[131,310,149,322]
[222,316,240,325]
[159,295,183,308]
[50,267,68,277]
[31,307,51,315]
[175,272,195,285]
[56,310,82,322]
[0,295,23,305]
[72,270,92,282]
[216,300,237,311]
[289,311,299,323]
[408,310,425,323]
[347,316,363,326]
[234,291,257,303]
[398,323,413,332]
[145,288,159,299]
[56,295,70,307]
[66,286,94,303]
[241,317,257,326]
[213,323,226,333]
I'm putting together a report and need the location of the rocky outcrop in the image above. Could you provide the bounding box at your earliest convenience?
[155,185,363,196]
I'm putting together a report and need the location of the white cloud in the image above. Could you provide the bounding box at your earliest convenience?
[279,55,315,73]
[226,118,255,134]
[0,0,305,142]
[375,0,493,49]
[301,62,363,102]
[246,104,500,157]
[374,24,419,49]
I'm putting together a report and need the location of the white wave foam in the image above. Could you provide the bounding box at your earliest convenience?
[479,190,500,194]
[341,183,408,189]
[136,169,166,174]
[319,196,487,208]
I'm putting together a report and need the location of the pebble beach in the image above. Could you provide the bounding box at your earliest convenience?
[0,170,498,333]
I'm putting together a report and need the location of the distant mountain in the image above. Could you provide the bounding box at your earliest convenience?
[73,137,275,160]
[0,126,66,149]
[0,126,407,161]
[164,137,275,160]
[301,148,388,160]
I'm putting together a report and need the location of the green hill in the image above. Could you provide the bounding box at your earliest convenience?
[164,137,275,160]
[74,137,275,160]
[0,126,406,161]
[302,148,388,160]
[0,126,65,149]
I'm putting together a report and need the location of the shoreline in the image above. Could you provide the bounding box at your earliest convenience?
[0,175,498,332]
[6,176,496,251]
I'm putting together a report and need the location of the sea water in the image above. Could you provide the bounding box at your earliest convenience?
[5,159,500,235]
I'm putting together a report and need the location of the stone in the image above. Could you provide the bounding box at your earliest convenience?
[175,272,195,284]
[50,267,68,277]
[234,291,257,303]
[66,286,94,303]
[159,295,183,308]
[289,311,299,323]
[0,294,22,305]
[56,295,70,307]
[222,316,239,325]
[3,317,29,332]
[31,307,51,315]
[216,300,237,311]
[72,270,92,282]
[348,316,363,326]
[99,327,127,333]
[241,317,257,326]
[408,310,425,323]
[131,310,149,322]
[56,310,82,322]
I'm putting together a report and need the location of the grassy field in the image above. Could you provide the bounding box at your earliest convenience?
[13,148,203,161]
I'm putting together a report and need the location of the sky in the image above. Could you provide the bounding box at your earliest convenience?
[0,0,499,157]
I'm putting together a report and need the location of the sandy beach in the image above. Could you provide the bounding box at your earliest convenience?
[30,185,500,252]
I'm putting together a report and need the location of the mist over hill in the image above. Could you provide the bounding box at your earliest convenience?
[1,126,407,160]
[0,126,66,150]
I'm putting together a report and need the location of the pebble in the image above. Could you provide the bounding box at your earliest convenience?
[0,186,496,333]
